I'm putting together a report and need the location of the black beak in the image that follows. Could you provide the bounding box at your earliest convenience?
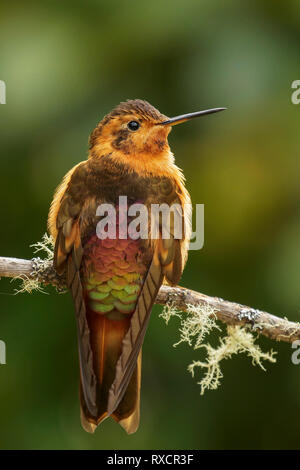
[159,107,227,126]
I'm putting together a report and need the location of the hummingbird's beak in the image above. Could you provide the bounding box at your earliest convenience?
[159,107,227,126]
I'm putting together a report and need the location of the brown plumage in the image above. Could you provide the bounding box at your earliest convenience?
[48,99,224,433]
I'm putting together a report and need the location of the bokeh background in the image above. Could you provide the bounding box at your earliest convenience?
[0,0,300,450]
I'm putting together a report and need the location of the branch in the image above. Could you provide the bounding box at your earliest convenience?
[0,255,299,343]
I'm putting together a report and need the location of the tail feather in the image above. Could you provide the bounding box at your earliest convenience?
[79,310,141,434]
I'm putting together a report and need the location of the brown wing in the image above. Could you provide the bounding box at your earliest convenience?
[49,162,98,417]
[56,219,98,417]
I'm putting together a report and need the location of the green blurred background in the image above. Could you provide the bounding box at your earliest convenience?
[0,0,300,450]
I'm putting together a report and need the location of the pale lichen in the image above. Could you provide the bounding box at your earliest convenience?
[14,276,44,295]
[160,303,277,394]
[14,234,55,294]
[31,233,54,259]
[160,302,220,349]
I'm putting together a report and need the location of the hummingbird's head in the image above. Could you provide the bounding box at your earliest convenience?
[89,99,226,175]
[89,99,171,158]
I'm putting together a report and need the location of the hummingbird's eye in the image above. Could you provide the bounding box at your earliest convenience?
[127,120,140,131]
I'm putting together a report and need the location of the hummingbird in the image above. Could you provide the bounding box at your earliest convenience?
[48,99,225,434]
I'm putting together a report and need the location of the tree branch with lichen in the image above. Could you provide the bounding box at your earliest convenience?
[0,249,298,343]
[0,234,298,394]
